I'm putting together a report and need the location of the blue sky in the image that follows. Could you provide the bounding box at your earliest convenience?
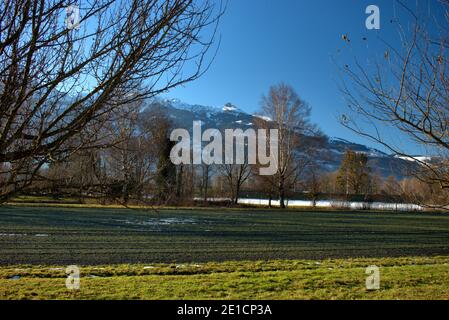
[165,0,443,154]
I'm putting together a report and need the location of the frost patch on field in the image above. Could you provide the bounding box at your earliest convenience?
[116,217,197,226]
[175,264,201,268]
[0,233,50,237]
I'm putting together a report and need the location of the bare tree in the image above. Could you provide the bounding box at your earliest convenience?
[39,102,157,205]
[259,83,318,208]
[219,163,251,205]
[304,164,321,207]
[252,172,276,207]
[382,175,402,197]
[103,102,150,204]
[340,0,448,206]
[44,149,102,201]
[200,163,213,202]
[0,0,222,201]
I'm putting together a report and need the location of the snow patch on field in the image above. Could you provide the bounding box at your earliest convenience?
[200,198,423,211]
[238,198,423,211]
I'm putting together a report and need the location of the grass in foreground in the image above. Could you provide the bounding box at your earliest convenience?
[1,256,449,300]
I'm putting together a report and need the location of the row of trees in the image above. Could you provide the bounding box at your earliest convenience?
[308,150,449,206]
[1,1,447,209]
[0,0,222,201]
[24,90,449,208]
[3,75,448,208]
[26,83,323,207]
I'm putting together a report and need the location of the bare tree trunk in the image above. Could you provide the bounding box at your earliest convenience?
[203,165,209,202]
[191,165,195,201]
[234,184,240,205]
[279,175,286,209]
[176,165,183,199]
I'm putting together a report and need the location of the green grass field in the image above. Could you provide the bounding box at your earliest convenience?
[2,257,449,299]
[1,205,449,299]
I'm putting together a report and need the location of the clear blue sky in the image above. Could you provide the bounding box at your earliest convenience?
[166,0,443,154]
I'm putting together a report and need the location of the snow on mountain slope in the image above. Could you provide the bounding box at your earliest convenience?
[144,99,424,179]
[394,155,433,164]
[253,114,272,122]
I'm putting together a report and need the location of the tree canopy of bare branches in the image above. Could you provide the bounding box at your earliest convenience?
[219,163,251,205]
[340,0,448,205]
[258,83,319,208]
[0,0,222,200]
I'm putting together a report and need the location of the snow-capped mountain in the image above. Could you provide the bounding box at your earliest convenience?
[144,99,420,179]
[146,99,255,130]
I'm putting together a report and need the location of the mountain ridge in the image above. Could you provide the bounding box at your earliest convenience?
[147,99,417,179]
